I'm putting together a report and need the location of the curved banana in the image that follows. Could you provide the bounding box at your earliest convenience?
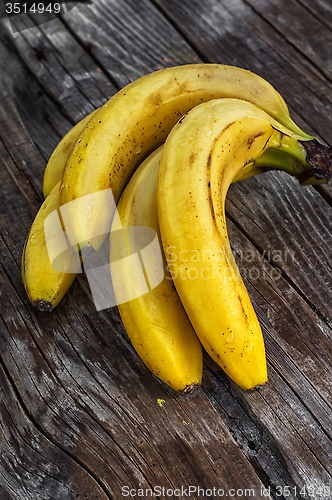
[110,146,203,393]
[23,110,97,311]
[43,110,98,198]
[22,181,81,311]
[157,98,318,391]
[59,63,320,254]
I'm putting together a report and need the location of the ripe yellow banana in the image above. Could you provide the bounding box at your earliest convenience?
[59,63,320,255]
[22,110,97,311]
[22,181,81,311]
[157,98,320,391]
[110,146,203,393]
[43,109,98,198]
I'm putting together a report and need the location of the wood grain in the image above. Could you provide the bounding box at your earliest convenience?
[0,27,71,162]
[244,0,332,80]
[0,357,109,500]
[227,171,332,324]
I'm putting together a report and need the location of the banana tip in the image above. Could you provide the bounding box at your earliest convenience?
[33,299,53,312]
[301,139,332,183]
[245,380,268,393]
[181,382,200,394]
[80,246,97,258]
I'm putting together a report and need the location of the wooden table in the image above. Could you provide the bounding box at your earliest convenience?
[0,1,331,498]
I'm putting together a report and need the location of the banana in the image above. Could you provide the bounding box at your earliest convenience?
[59,63,324,255]
[110,146,203,393]
[22,110,97,311]
[157,98,320,391]
[43,109,98,198]
[22,181,81,311]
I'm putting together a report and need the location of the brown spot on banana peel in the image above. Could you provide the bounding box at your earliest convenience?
[247,131,266,148]
[237,294,250,326]
[298,139,332,183]
[189,151,197,165]
[148,92,163,107]
[206,153,218,230]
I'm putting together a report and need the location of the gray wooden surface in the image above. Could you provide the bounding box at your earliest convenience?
[0,1,331,499]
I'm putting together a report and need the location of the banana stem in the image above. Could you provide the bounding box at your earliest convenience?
[278,113,313,141]
[267,130,308,166]
[299,139,332,185]
[235,131,332,185]
[233,149,301,183]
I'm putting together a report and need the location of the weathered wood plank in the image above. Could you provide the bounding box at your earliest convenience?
[297,0,332,29]
[0,27,71,162]
[0,88,46,200]
[206,217,332,496]
[205,370,307,498]
[227,171,332,325]
[58,0,199,88]
[0,0,198,145]
[244,0,332,80]
[4,15,114,122]
[0,358,109,500]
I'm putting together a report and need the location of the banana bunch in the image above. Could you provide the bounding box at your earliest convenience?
[22,64,332,392]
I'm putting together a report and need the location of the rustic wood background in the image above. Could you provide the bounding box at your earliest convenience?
[0,0,331,498]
